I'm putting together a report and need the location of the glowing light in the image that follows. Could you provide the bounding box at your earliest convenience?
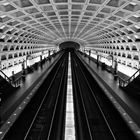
[1,35,5,39]
[135,25,140,29]
[123,113,126,116]
[3,2,10,6]
[2,64,22,77]
[130,2,136,5]
[0,26,5,29]
[118,63,137,77]
[134,35,139,38]
[129,121,133,124]
[0,132,3,134]
[133,15,139,18]
[27,56,40,66]
[1,15,6,18]
[90,53,137,77]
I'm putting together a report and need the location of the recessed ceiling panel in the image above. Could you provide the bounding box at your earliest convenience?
[0,0,139,45]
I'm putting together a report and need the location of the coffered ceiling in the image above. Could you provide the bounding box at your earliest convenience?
[0,0,140,46]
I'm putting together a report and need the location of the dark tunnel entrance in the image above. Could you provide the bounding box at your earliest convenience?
[59,41,80,50]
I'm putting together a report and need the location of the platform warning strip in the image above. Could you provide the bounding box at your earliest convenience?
[65,53,75,140]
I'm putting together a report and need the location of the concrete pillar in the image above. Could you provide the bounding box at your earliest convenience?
[114,60,118,74]
[22,61,25,70]
[40,55,42,61]
[97,55,99,63]
[97,55,100,67]
[22,61,26,77]
[12,71,15,82]
[89,50,91,57]
[48,50,50,56]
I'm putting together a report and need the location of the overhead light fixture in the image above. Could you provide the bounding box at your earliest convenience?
[9,27,14,31]
[9,36,12,39]
[127,28,130,31]
[1,35,6,38]
[130,2,136,5]
[0,25,5,29]
[1,15,6,18]
[134,35,138,38]
[135,25,140,29]
[3,2,10,6]
[133,14,139,18]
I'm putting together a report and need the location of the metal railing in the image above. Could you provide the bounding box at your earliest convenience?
[118,69,140,87]
[0,70,12,83]
[12,76,21,87]
[0,70,20,88]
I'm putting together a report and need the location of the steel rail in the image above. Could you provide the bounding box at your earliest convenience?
[47,53,68,140]
[74,53,117,140]
[24,54,67,140]
[72,56,93,140]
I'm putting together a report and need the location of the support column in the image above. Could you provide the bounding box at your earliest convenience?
[22,61,26,76]
[48,50,50,56]
[97,54,100,67]
[40,55,42,61]
[114,60,118,75]
[89,50,91,57]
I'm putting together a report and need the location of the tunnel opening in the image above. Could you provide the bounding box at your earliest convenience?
[59,41,80,50]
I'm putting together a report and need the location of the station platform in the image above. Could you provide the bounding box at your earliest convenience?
[0,51,140,139]
[79,53,140,137]
[0,53,61,126]
[1,50,140,139]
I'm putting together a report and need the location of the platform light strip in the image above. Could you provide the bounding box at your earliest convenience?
[65,52,76,140]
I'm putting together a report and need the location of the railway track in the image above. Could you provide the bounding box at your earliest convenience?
[71,52,138,140]
[3,52,68,140]
[2,49,138,140]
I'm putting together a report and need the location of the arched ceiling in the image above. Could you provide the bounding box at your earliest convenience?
[0,0,140,46]
[59,41,80,49]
